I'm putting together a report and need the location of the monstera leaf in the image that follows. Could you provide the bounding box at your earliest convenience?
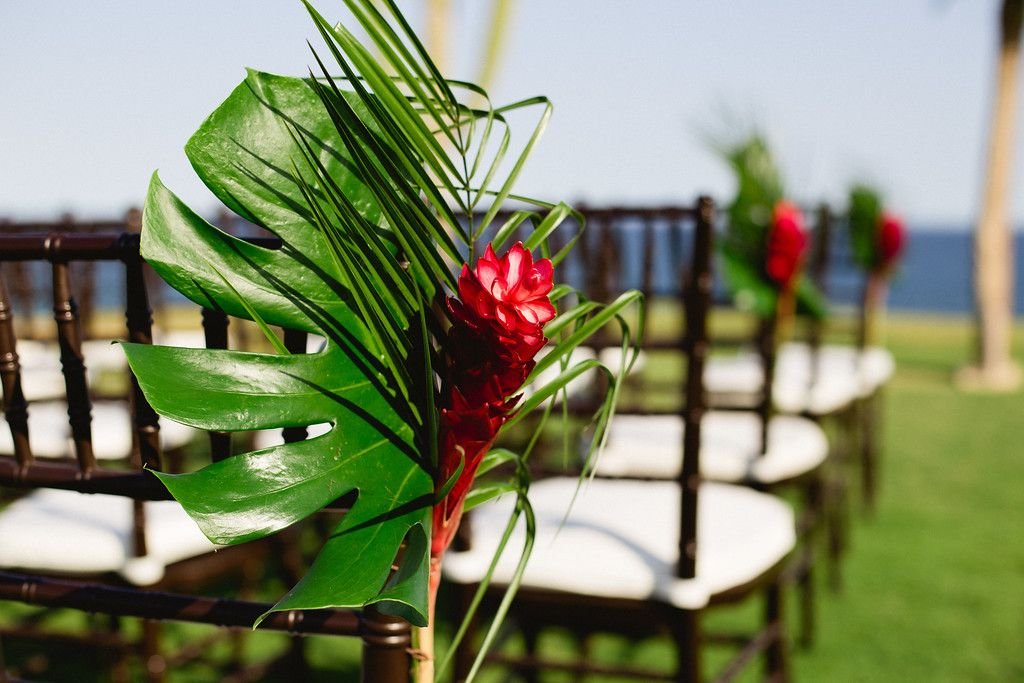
[123,68,434,625]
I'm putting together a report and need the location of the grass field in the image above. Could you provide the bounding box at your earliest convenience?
[2,312,1022,681]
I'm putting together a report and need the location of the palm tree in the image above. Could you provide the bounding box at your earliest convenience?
[960,0,1024,390]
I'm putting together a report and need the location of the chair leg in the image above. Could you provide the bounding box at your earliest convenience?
[106,615,131,683]
[522,621,542,683]
[669,609,700,683]
[861,393,881,513]
[0,633,8,683]
[797,477,822,649]
[142,619,166,683]
[452,583,478,683]
[826,437,850,592]
[764,583,789,683]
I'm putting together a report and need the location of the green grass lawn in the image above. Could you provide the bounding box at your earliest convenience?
[2,312,1023,681]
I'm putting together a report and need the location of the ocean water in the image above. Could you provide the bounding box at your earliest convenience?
[10,226,1024,316]
[883,229,1024,314]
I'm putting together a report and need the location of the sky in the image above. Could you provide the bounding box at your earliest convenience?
[0,1,1015,227]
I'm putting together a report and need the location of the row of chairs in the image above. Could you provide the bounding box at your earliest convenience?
[0,197,891,681]
[443,199,892,681]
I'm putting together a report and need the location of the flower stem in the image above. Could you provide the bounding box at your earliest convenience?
[414,556,443,683]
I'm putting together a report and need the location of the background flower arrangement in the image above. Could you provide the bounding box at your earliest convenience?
[717,134,826,324]
[120,0,639,679]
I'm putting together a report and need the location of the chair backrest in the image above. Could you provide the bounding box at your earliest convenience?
[0,231,411,681]
[549,199,715,580]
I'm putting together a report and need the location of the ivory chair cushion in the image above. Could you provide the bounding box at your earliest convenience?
[0,400,197,460]
[704,346,866,415]
[778,342,895,398]
[521,346,597,404]
[443,477,795,610]
[0,488,219,586]
[594,412,828,484]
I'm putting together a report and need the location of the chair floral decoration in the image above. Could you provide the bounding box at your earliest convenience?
[120,0,638,680]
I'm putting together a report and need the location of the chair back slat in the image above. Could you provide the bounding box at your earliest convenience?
[0,272,32,469]
[50,255,97,475]
[0,230,413,680]
[283,327,311,444]
[201,307,232,461]
[125,245,163,472]
[678,196,714,580]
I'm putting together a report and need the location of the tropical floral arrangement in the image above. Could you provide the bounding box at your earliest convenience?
[717,134,825,323]
[847,184,907,276]
[847,184,906,344]
[119,1,638,679]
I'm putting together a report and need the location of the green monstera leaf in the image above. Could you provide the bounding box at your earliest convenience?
[123,68,435,625]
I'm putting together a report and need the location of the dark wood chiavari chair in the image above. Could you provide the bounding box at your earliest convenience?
[549,200,830,649]
[0,232,411,682]
[443,197,795,682]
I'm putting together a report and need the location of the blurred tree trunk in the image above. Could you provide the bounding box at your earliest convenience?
[425,0,516,93]
[962,0,1024,390]
[426,0,451,73]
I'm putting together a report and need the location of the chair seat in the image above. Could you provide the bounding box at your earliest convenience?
[443,478,795,610]
[522,346,597,403]
[778,342,895,398]
[594,412,828,484]
[704,345,868,414]
[0,400,197,460]
[0,489,219,585]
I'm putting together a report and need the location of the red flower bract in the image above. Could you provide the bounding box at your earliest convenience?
[877,212,905,271]
[431,242,555,557]
[457,242,556,338]
[765,200,808,288]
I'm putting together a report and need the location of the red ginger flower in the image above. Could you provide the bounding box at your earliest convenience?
[765,200,808,289]
[877,211,905,272]
[456,242,556,340]
[432,242,555,557]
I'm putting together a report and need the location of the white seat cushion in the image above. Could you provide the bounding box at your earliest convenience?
[597,346,646,375]
[704,347,864,414]
[778,342,895,400]
[522,346,597,403]
[444,478,795,610]
[0,400,197,460]
[595,412,828,484]
[0,489,219,585]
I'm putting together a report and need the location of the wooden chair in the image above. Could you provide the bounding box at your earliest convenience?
[443,197,796,682]
[551,201,827,648]
[0,231,411,682]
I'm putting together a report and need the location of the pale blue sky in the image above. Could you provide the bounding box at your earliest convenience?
[0,1,1013,226]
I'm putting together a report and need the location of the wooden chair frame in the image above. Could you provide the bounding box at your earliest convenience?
[0,231,411,682]
[449,197,792,682]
